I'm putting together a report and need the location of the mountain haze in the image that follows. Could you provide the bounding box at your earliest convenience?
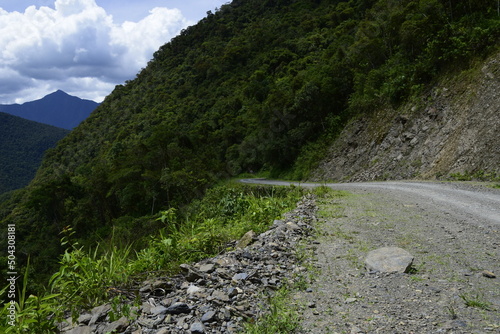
[1,0,499,283]
[0,112,69,194]
[0,90,99,129]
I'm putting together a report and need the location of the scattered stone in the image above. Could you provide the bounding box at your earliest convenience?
[198,263,215,273]
[77,314,92,325]
[152,280,174,291]
[63,326,93,334]
[482,270,496,278]
[201,310,217,323]
[166,302,191,315]
[187,284,203,295]
[156,328,169,334]
[236,230,256,249]
[180,264,205,282]
[286,222,301,231]
[190,321,205,333]
[151,305,168,316]
[89,304,111,325]
[103,317,129,333]
[227,287,239,298]
[232,272,249,281]
[212,290,230,302]
[365,247,414,273]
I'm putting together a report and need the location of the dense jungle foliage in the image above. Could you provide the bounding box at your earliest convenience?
[1,0,499,287]
[0,113,69,194]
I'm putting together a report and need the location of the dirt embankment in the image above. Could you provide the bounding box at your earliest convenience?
[311,51,500,182]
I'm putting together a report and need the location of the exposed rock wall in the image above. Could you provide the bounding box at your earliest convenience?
[311,51,500,182]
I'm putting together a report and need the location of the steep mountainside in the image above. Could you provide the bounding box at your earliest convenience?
[0,112,69,194]
[1,0,498,283]
[311,51,500,181]
[0,90,99,129]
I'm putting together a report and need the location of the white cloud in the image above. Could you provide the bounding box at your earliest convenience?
[0,0,192,103]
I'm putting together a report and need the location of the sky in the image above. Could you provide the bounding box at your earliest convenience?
[0,0,229,104]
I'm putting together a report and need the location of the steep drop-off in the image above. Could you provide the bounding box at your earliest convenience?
[312,51,500,181]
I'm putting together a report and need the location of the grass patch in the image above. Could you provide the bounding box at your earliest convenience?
[447,171,500,182]
[460,293,492,310]
[244,287,302,334]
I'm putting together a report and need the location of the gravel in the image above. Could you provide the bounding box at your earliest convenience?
[293,181,500,333]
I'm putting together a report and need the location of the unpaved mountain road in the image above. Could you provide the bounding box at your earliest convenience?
[241,179,500,333]
[240,179,500,227]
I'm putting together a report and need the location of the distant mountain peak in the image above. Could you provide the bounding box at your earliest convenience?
[52,89,70,96]
[0,90,99,129]
[42,90,81,100]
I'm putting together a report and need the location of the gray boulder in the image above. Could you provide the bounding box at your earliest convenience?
[365,247,414,273]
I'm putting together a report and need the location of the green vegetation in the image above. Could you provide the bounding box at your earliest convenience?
[0,112,68,194]
[1,0,499,307]
[448,170,500,182]
[460,292,492,310]
[0,183,306,332]
[0,260,61,334]
[244,287,302,334]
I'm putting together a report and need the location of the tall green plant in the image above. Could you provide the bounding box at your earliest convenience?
[0,260,61,333]
[49,228,132,317]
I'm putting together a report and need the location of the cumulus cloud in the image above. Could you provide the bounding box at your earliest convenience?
[0,0,192,103]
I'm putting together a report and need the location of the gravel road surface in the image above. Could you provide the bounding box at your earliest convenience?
[241,179,500,333]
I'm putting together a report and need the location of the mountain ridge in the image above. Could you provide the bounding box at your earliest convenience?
[0,90,99,129]
[0,112,69,194]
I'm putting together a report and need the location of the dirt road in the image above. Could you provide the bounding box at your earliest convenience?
[241,179,500,333]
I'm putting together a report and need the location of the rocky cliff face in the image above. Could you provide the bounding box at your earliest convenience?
[311,51,500,182]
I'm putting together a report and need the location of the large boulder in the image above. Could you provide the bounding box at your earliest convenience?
[365,247,414,273]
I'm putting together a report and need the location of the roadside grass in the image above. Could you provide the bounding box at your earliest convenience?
[460,292,492,310]
[244,287,302,334]
[244,186,338,333]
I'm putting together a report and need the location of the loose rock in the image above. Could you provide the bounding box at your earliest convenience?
[482,270,496,278]
[365,247,414,273]
[59,195,318,334]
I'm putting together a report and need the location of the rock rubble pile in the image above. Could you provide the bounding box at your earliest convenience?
[59,195,318,334]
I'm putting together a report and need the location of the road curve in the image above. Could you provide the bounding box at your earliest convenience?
[240,179,500,226]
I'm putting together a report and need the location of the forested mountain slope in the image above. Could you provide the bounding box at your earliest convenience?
[1,0,498,282]
[0,112,69,194]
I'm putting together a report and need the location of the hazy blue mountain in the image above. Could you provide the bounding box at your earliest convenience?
[0,90,99,129]
[0,112,69,194]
